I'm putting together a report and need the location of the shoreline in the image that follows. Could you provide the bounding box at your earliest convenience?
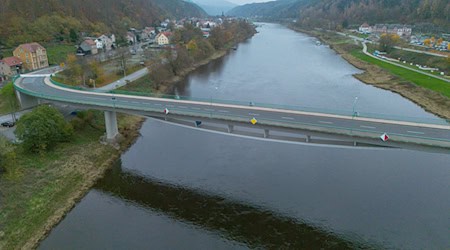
[18,117,145,249]
[22,35,254,249]
[289,25,450,120]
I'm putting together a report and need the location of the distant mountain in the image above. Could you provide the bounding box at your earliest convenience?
[0,0,207,47]
[227,0,312,19]
[227,0,450,30]
[192,0,237,16]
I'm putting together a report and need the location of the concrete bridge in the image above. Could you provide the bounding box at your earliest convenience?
[13,74,450,151]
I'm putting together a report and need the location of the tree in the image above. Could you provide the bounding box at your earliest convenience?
[379,33,400,52]
[15,105,73,153]
[69,28,78,43]
[0,135,17,175]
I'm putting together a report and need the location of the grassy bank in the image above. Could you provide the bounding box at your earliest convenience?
[290,26,450,119]
[351,49,450,98]
[46,44,75,65]
[0,82,19,115]
[0,111,144,249]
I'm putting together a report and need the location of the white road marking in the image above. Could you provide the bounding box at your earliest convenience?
[281,116,294,120]
[178,106,188,109]
[131,101,140,104]
[218,110,229,113]
[192,107,201,110]
[154,103,162,106]
[319,121,333,124]
[407,131,425,135]
[167,105,174,107]
[249,113,260,116]
[205,109,214,112]
[360,125,376,129]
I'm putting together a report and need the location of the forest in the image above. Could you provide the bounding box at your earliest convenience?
[0,0,206,48]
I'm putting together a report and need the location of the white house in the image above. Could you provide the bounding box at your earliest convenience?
[95,35,114,50]
[359,23,372,34]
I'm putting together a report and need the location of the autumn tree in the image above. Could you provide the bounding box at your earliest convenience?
[379,34,400,53]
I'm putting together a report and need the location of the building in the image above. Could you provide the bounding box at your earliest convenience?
[95,34,114,50]
[359,23,372,34]
[156,32,171,46]
[13,43,49,71]
[372,24,412,38]
[0,56,22,81]
[77,39,98,55]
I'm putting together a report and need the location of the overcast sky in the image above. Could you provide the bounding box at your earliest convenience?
[227,0,270,5]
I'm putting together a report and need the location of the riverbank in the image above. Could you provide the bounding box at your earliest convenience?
[0,113,144,249]
[119,49,228,94]
[289,26,450,120]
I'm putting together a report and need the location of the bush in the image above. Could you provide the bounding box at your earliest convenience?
[15,105,74,153]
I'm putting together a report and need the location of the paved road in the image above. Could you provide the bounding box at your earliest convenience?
[96,67,149,92]
[14,75,450,145]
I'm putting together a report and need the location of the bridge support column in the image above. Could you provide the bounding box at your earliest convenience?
[15,90,39,109]
[353,141,357,147]
[104,111,119,142]
[227,125,234,133]
[263,129,269,138]
[306,135,311,143]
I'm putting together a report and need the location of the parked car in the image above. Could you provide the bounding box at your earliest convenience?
[1,121,16,127]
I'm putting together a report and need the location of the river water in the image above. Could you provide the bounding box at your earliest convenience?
[40,23,450,249]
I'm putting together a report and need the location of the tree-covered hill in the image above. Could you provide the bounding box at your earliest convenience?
[0,0,207,47]
[228,0,449,31]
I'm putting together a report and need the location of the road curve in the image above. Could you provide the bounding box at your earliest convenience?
[14,75,450,147]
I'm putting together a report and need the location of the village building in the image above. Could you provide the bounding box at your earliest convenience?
[13,43,48,71]
[156,32,172,46]
[77,39,98,55]
[0,57,22,81]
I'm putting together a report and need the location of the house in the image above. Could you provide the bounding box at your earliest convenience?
[156,32,172,46]
[77,39,98,55]
[372,24,412,38]
[95,35,114,50]
[359,23,372,34]
[141,27,156,41]
[126,32,136,44]
[13,43,49,71]
[0,57,22,80]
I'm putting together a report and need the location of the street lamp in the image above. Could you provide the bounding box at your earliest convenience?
[352,97,359,117]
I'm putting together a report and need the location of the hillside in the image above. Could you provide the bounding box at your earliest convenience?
[192,0,237,16]
[228,0,450,31]
[227,0,311,19]
[0,0,206,47]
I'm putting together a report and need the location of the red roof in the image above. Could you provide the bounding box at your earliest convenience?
[18,42,45,53]
[84,39,96,46]
[361,22,370,28]
[1,56,22,67]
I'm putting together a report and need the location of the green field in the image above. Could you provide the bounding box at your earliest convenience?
[351,50,450,98]
[46,44,75,65]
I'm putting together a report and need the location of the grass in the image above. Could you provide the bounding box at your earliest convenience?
[0,82,19,115]
[0,112,143,249]
[118,74,154,94]
[350,49,450,98]
[45,44,75,65]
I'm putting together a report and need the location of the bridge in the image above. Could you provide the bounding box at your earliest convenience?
[13,74,450,151]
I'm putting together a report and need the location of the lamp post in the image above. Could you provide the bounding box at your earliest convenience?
[352,97,359,117]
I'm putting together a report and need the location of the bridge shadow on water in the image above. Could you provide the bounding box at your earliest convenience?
[94,161,373,249]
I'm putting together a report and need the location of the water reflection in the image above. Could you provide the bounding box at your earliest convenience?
[95,162,366,249]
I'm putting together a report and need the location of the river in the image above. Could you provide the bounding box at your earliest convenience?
[40,23,450,249]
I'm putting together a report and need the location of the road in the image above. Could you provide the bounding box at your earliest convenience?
[361,43,450,83]
[14,75,450,146]
[96,67,149,92]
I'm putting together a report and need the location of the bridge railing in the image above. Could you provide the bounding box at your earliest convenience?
[109,89,449,126]
[48,76,450,126]
[13,82,450,146]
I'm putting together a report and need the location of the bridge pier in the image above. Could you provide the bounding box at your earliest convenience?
[263,129,269,138]
[227,124,234,133]
[15,90,40,109]
[306,135,311,143]
[104,111,119,142]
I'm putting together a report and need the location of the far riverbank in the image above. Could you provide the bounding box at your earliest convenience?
[289,25,450,120]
